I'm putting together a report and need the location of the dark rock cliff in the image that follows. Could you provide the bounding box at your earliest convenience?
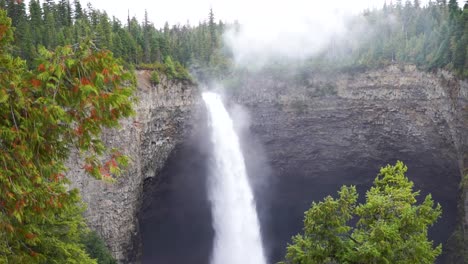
[70,65,467,263]
[67,71,199,263]
[228,65,468,262]
[139,64,467,263]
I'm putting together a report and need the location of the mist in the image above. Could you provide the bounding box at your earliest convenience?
[221,0,433,68]
[224,6,350,66]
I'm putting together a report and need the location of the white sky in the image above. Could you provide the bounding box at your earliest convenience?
[88,0,392,28]
[24,0,434,65]
[20,0,434,28]
[79,0,432,65]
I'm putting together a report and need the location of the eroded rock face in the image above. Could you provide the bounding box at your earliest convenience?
[70,65,467,263]
[67,71,199,263]
[229,65,468,262]
[138,65,467,264]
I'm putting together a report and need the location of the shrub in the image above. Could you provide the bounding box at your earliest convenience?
[150,70,160,85]
[81,231,117,264]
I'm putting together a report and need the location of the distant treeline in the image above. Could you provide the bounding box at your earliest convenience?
[0,0,230,77]
[0,0,467,78]
[309,0,468,78]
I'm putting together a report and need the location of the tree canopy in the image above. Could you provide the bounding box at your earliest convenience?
[0,0,466,79]
[282,161,442,264]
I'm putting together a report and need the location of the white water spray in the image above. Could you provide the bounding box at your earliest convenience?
[203,92,267,264]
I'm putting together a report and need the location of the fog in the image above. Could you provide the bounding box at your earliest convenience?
[224,3,351,66]
[222,0,433,67]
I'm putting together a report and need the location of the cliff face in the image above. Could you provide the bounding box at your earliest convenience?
[68,65,467,263]
[67,71,198,263]
[137,64,467,264]
[228,65,468,262]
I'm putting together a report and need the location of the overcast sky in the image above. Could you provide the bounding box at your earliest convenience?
[20,0,435,28]
[87,0,402,28]
[79,0,433,65]
[23,0,436,65]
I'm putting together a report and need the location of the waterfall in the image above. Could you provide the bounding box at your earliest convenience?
[202,92,267,264]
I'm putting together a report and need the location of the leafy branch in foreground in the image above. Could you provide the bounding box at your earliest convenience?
[282,161,442,264]
[0,8,135,263]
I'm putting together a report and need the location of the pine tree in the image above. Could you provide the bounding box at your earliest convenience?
[73,0,83,20]
[143,9,151,63]
[44,11,57,48]
[449,0,461,20]
[28,0,43,46]
[208,8,217,60]
[5,0,26,27]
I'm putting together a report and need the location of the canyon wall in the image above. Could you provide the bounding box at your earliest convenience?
[228,64,468,262]
[67,71,199,263]
[68,65,467,263]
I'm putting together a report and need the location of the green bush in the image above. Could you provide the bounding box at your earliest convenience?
[150,70,160,85]
[81,231,117,264]
[137,58,192,82]
[164,56,177,78]
[174,61,191,81]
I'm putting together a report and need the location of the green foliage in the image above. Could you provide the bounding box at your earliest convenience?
[138,60,192,82]
[2,1,466,79]
[282,161,442,264]
[81,231,117,264]
[150,70,160,85]
[311,2,468,78]
[174,61,192,81]
[0,8,135,263]
[1,1,229,79]
[164,56,177,78]
[445,171,468,263]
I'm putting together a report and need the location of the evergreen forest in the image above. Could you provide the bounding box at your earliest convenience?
[0,0,467,78]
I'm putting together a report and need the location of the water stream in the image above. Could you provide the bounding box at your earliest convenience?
[203,92,267,264]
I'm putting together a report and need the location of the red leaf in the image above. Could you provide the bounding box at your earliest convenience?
[25,233,36,239]
[83,164,93,173]
[80,78,91,85]
[31,79,41,87]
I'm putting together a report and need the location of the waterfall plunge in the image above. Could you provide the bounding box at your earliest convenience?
[203,92,267,264]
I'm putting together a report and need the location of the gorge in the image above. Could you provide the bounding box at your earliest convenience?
[69,65,467,263]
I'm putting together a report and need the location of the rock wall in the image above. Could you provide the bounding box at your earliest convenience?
[227,65,468,262]
[232,65,467,173]
[67,71,198,263]
[137,64,467,264]
[67,65,467,263]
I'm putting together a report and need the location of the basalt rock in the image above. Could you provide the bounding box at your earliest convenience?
[70,65,467,264]
[67,71,199,263]
[228,65,468,263]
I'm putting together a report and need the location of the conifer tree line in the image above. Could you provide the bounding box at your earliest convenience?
[1,0,466,78]
[305,0,468,77]
[0,0,228,75]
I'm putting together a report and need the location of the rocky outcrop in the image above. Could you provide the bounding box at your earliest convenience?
[67,71,198,263]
